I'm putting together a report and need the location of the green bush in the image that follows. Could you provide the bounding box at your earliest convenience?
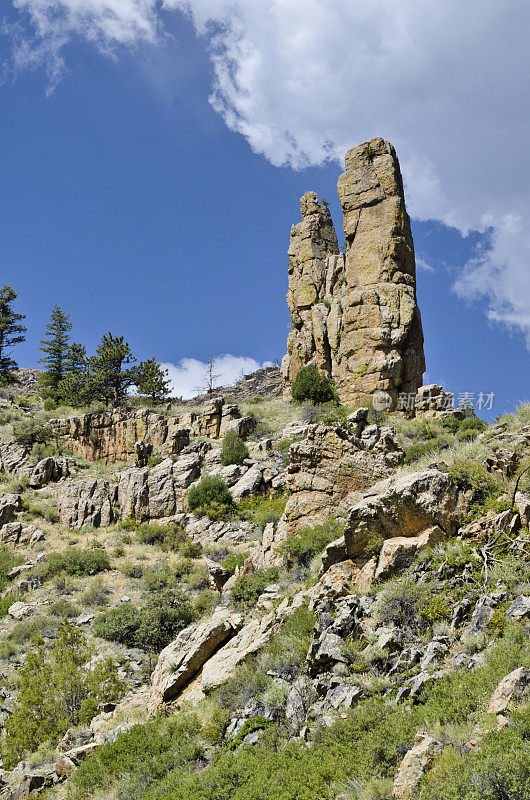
[231,567,280,609]
[187,474,234,518]
[134,522,200,555]
[2,623,124,768]
[94,588,194,652]
[291,365,337,405]
[448,458,499,502]
[237,492,288,530]
[378,577,449,632]
[194,589,219,618]
[37,548,110,579]
[221,430,249,466]
[71,715,203,800]
[221,552,248,574]
[93,603,140,647]
[0,546,23,592]
[283,518,343,566]
[12,415,53,449]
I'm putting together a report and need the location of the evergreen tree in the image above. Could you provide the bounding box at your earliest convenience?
[65,341,87,374]
[88,333,136,406]
[135,357,171,404]
[0,285,26,387]
[2,623,123,768]
[38,304,72,398]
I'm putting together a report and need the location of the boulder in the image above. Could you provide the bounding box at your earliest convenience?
[343,469,465,560]
[203,557,231,591]
[8,601,33,619]
[149,610,243,711]
[230,464,264,500]
[0,522,45,546]
[0,493,21,527]
[200,613,277,693]
[374,525,445,580]
[58,477,114,529]
[506,595,530,621]
[393,733,443,798]
[487,667,530,714]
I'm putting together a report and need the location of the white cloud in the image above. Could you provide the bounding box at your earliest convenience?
[7,0,530,342]
[161,354,273,399]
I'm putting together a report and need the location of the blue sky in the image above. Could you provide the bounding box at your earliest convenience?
[1,1,529,418]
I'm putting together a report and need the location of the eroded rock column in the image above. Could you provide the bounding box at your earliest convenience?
[282,138,425,408]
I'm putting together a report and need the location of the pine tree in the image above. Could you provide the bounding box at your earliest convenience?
[65,341,87,375]
[88,333,136,406]
[55,342,89,407]
[0,285,26,387]
[38,304,72,398]
[135,357,171,404]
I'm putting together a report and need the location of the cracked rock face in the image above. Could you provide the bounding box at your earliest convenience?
[282,138,425,407]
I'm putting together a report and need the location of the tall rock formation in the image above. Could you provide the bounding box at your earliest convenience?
[281,137,425,407]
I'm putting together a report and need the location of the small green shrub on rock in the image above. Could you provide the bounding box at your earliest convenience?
[221,430,249,466]
[231,567,280,609]
[283,518,343,567]
[187,475,234,518]
[291,365,337,404]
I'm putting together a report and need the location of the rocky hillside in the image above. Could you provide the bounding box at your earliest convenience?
[0,137,528,800]
[0,383,528,800]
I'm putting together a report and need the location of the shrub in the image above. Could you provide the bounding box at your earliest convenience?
[221,430,249,466]
[12,415,53,449]
[237,492,288,530]
[378,577,448,632]
[37,548,110,579]
[94,589,194,652]
[448,458,499,502]
[221,552,248,574]
[80,577,110,607]
[93,603,140,647]
[2,623,124,768]
[194,589,219,618]
[291,365,337,404]
[283,518,343,567]
[0,546,23,592]
[187,474,234,518]
[231,567,280,609]
[315,402,351,428]
[71,715,203,800]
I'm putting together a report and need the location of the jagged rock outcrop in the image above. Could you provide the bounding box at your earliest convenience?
[50,409,190,464]
[282,138,425,407]
[0,441,73,488]
[180,399,255,440]
[321,469,466,570]
[487,667,530,714]
[58,477,114,530]
[116,456,193,521]
[393,733,443,798]
[260,418,403,565]
[283,423,397,531]
[149,610,244,712]
[0,493,21,528]
[50,401,254,466]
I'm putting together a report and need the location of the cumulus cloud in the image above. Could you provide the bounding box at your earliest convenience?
[7,0,530,342]
[161,354,274,399]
